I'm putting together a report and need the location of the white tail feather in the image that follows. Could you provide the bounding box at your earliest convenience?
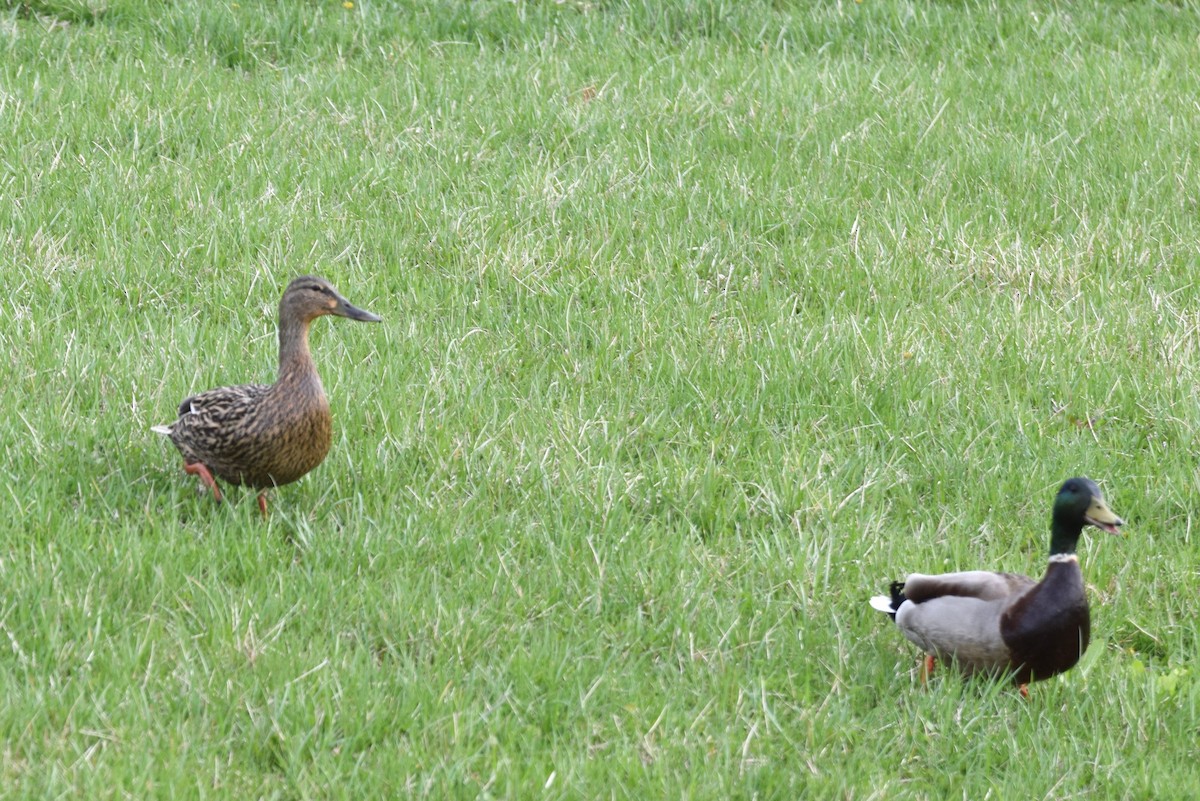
[868,595,895,614]
[150,425,173,436]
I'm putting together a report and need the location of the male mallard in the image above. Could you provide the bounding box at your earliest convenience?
[152,275,381,515]
[869,477,1123,694]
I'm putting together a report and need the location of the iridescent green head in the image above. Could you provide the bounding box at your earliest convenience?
[1050,477,1123,555]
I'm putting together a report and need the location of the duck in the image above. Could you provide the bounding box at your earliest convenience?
[869,476,1123,695]
[152,275,381,516]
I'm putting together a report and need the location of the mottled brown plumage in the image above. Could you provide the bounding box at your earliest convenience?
[153,275,380,514]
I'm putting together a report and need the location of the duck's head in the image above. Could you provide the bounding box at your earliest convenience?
[280,275,382,324]
[1054,476,1124,536]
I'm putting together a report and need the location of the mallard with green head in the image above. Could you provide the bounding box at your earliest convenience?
[152,275,381,516]
[869,477,1124,695]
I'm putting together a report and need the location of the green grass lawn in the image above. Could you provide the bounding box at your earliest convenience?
[2,0,1199,797]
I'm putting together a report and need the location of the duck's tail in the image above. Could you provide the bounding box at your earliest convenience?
[868,581,907,620]
[150,425,173,436]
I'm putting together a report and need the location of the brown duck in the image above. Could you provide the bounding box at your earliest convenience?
[152,275,381,515]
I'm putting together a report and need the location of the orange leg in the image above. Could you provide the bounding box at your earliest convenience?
[183,462,223,503]
[920,654,936,685]
[1019,684,1029,699]
[257,493,268,519]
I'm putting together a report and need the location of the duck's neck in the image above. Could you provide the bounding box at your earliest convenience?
[277,314,320,386]
[1048,517,1084,558]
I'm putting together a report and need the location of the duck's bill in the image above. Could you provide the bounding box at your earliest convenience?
[336,301,382,323]
[1085,498,1124,535]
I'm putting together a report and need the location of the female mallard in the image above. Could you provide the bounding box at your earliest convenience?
[869,477,1123,694]
[152,275,380,515]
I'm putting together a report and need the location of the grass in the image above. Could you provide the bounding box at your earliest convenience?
[2,0,1199,797]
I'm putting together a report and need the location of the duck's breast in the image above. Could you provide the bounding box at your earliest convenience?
[240,392,333,487]
[1000,560,1089,683]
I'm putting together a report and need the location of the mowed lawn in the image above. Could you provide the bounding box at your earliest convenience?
[2,0,1199,797]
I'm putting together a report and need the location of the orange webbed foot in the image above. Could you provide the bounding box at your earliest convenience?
[920,654,936,685]
[183,462,223,503]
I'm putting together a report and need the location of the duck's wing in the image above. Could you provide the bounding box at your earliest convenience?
[153,386,264,436]
[174,384,271,427]
[869,571,1034,615]
[902,570,1036,603]
[887,571,1037,674]
[158,384,271,462]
